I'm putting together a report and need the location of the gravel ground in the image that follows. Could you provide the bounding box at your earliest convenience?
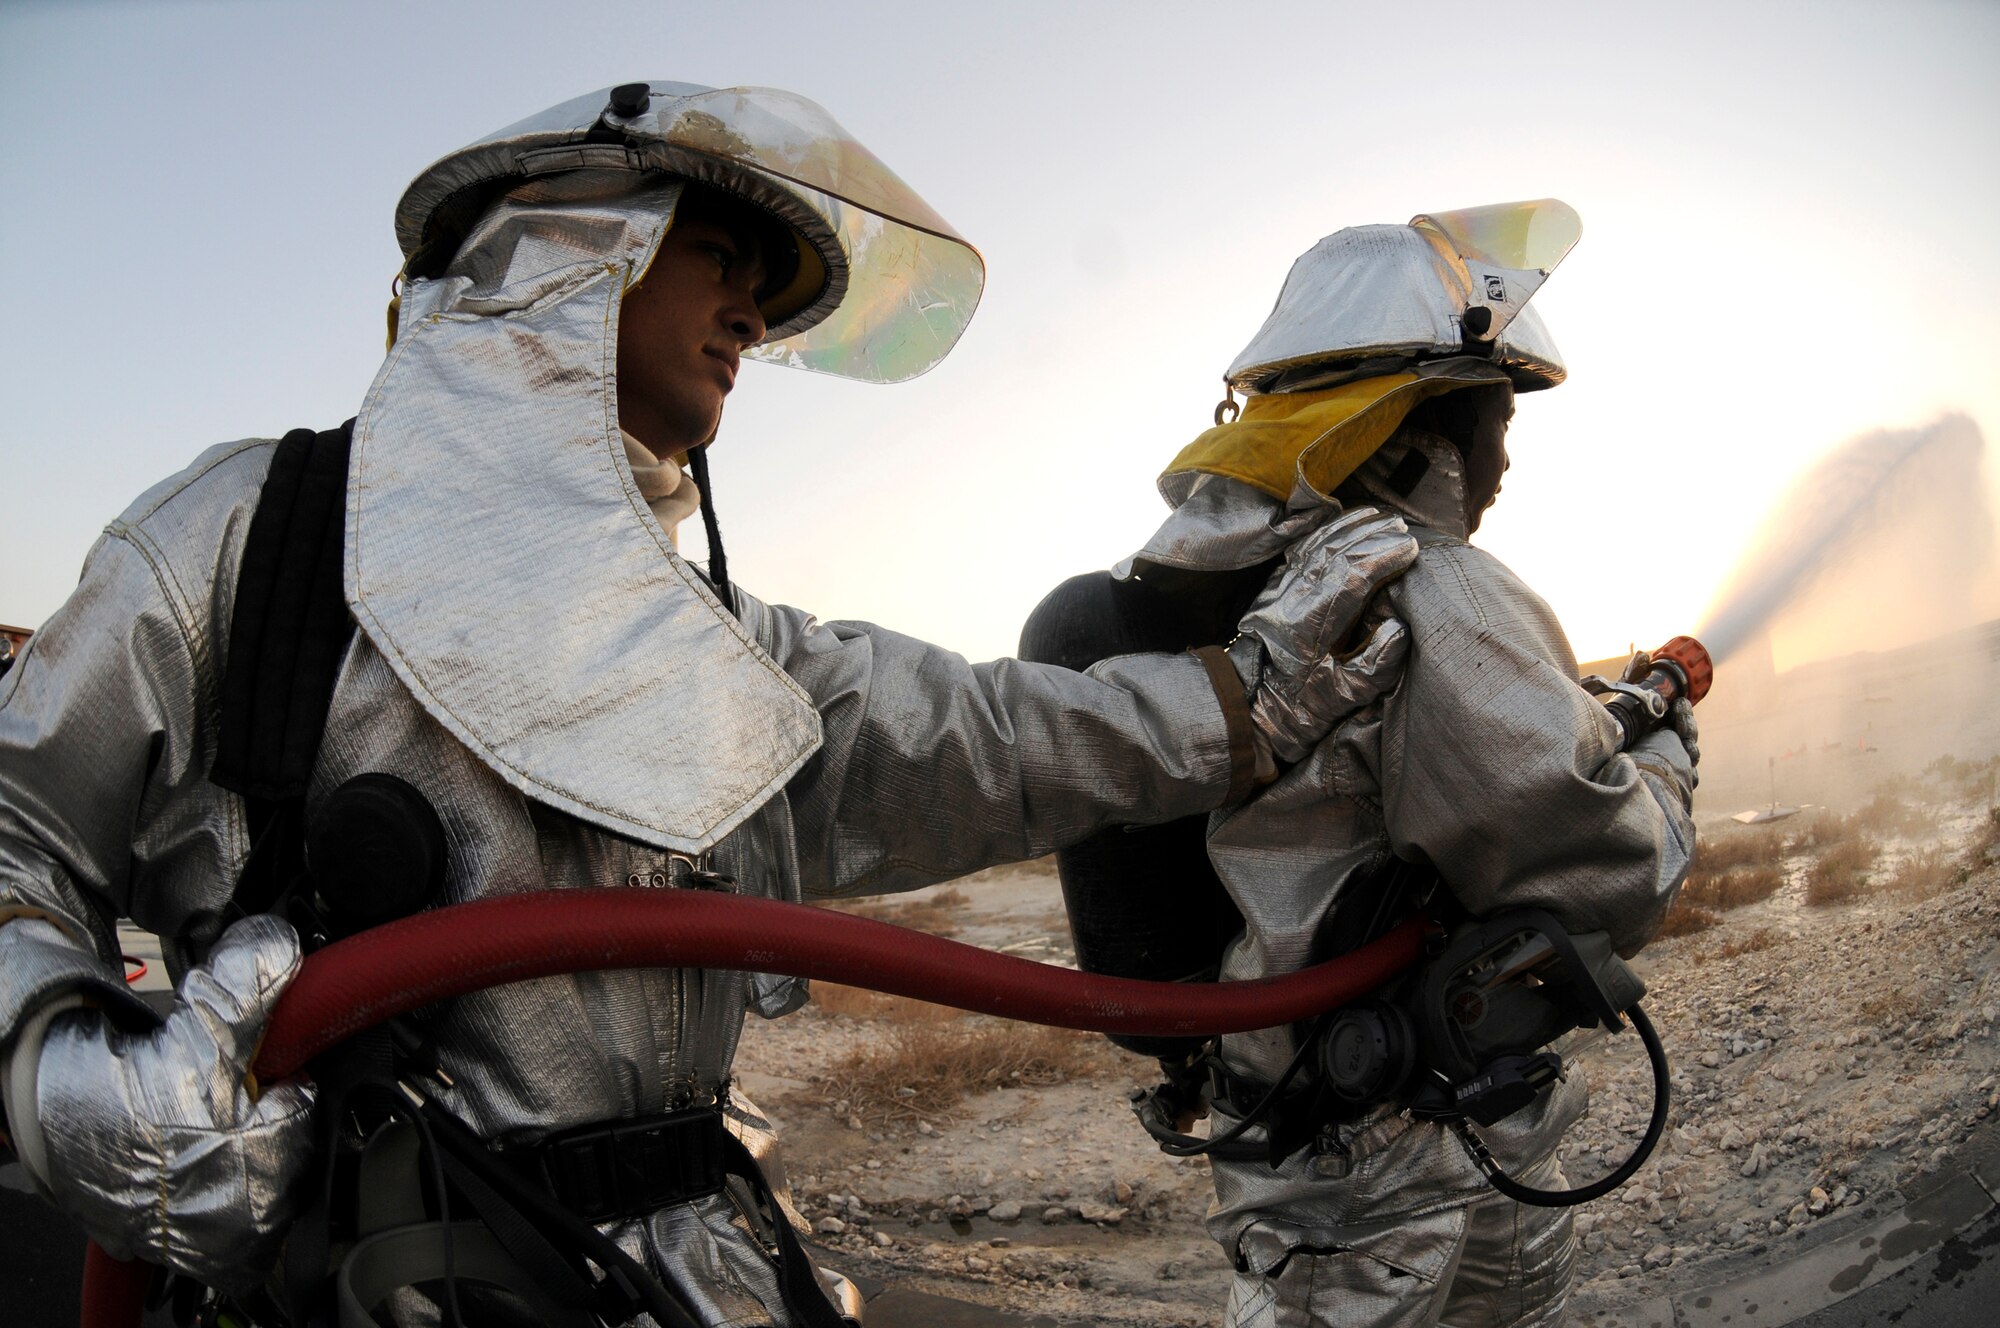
[734,795,2000,1325]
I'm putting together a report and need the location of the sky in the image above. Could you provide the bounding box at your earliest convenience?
[3,0,1997,670]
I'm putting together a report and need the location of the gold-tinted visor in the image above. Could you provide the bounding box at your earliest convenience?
[639,86,984,384]
[1410,199,1580,344]
[399,82,986,384]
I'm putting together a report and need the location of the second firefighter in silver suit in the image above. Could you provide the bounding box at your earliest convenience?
[1115,206,1697,1327]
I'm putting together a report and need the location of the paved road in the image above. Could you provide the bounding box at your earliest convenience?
[1790,1197,2000,1327]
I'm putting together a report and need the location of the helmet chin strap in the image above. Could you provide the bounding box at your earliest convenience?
[687,443,734,616]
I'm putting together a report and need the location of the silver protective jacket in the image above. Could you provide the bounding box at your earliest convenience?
[1120,426,1695,1325]
[0,174,1237,1320]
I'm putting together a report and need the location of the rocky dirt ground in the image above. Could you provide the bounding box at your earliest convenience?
[732,773,2000,1326]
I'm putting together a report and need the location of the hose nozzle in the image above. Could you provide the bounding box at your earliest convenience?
[1585,635,1712,750]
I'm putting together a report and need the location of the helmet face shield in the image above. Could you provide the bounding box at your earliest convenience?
[1410,199,1580,347]
[397,82,985,384]
[736,171,987,384]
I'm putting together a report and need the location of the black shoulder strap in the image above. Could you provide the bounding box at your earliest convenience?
[211,420,357,915]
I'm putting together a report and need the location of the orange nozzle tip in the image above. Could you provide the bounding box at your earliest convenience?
[1651,636,1713,705]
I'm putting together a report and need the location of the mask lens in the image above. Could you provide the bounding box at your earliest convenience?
[1411,199,1581,275]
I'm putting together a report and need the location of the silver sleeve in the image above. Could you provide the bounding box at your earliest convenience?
[1379,541,1694,954]
[752,601,1236,897]
[0,529,224,1038]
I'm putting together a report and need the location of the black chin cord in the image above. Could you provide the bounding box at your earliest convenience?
[687,444,735,616]
[1453,1003,1672,1207]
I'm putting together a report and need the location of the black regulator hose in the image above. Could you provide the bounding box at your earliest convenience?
[1453,1003,1672,1208]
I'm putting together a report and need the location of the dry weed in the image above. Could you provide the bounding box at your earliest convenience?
[1716,927,1781,959]
[1859,989,1921,1027]
[1683,865,1786,911]
[1785,808,1856,854]
[813,1019,1102,1125]
[1963,809,2000,872]
[1658,895,1721,939]
[1886,846,1964,901]
[1850,791,1936,838]
[1695,829,1785,874]
[1926,754,2000,803]
[1803,836,1879,906]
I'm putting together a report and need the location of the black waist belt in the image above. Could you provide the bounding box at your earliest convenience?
[513,1106,729,1224]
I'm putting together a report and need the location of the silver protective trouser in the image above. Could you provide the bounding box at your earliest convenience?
[0,438,1238,1321]
[1122,428,1695,1328]
[1218,1139,1576,1328]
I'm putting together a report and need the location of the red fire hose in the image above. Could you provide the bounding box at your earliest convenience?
[82,890,1430,1325]
[258,890,1429,1076]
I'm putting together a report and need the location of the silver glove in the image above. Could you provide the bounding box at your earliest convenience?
[1232,507,1419,764]
[32,913,317,1292]
[1666,696,1700,769]
[1620,650,1700,777]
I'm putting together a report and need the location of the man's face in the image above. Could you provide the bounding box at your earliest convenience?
[616,214,769,458]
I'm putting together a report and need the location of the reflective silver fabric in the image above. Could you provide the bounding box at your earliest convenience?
[1216,1105,1579,1328]
[0,432,1234,1314]
[33,915,316,1295]
[0,915,150,1039]
[1230,509,1417,764]
[361,171,824,856]
[395,82,985,383]
[1118,424,1692,1327]
[1225,224,1565,394]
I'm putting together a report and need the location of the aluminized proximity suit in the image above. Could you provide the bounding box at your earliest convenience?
[1122,425,1695,1328]
[0,430,1241,1322]
[0,87,1290,1326]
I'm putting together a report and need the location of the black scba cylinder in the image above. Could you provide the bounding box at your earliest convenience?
[1019,563,1271,1059]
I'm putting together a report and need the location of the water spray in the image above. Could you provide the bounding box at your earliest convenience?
[1697,415,1988,664]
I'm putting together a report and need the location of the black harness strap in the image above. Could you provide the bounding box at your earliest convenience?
[211,421,357,915]
[717,1128,850,1328]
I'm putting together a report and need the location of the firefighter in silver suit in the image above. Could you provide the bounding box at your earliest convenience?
[1117,204,1697,1327]
[0,85,1419,1324]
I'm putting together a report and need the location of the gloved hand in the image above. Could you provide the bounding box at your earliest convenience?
[30,914,317,1292]
[1665,697,1699,768]
[1621,650,1701,784]
[1231,506,1419,765]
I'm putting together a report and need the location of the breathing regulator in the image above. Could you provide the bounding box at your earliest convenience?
[1128,637,1711,1207]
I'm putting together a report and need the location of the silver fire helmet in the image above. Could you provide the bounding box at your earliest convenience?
[395,81,985,384]
[1225,199,1580,394]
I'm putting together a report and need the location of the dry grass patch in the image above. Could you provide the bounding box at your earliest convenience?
[1786,808,1857,854]
[812,1019,1103,1125]
[1849,791,1935,838]
[1962,810,2000,873]
[1803,836,1879,906]
[1695,829,1785,874]
[1658,895,1721,939]
[823,886,971,937]
[1886,846,1964,901]
[1716,927,1781,959]
[1684,865,1786,911]
[1925,754,2000,802]
[1858,989,1921,1027]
